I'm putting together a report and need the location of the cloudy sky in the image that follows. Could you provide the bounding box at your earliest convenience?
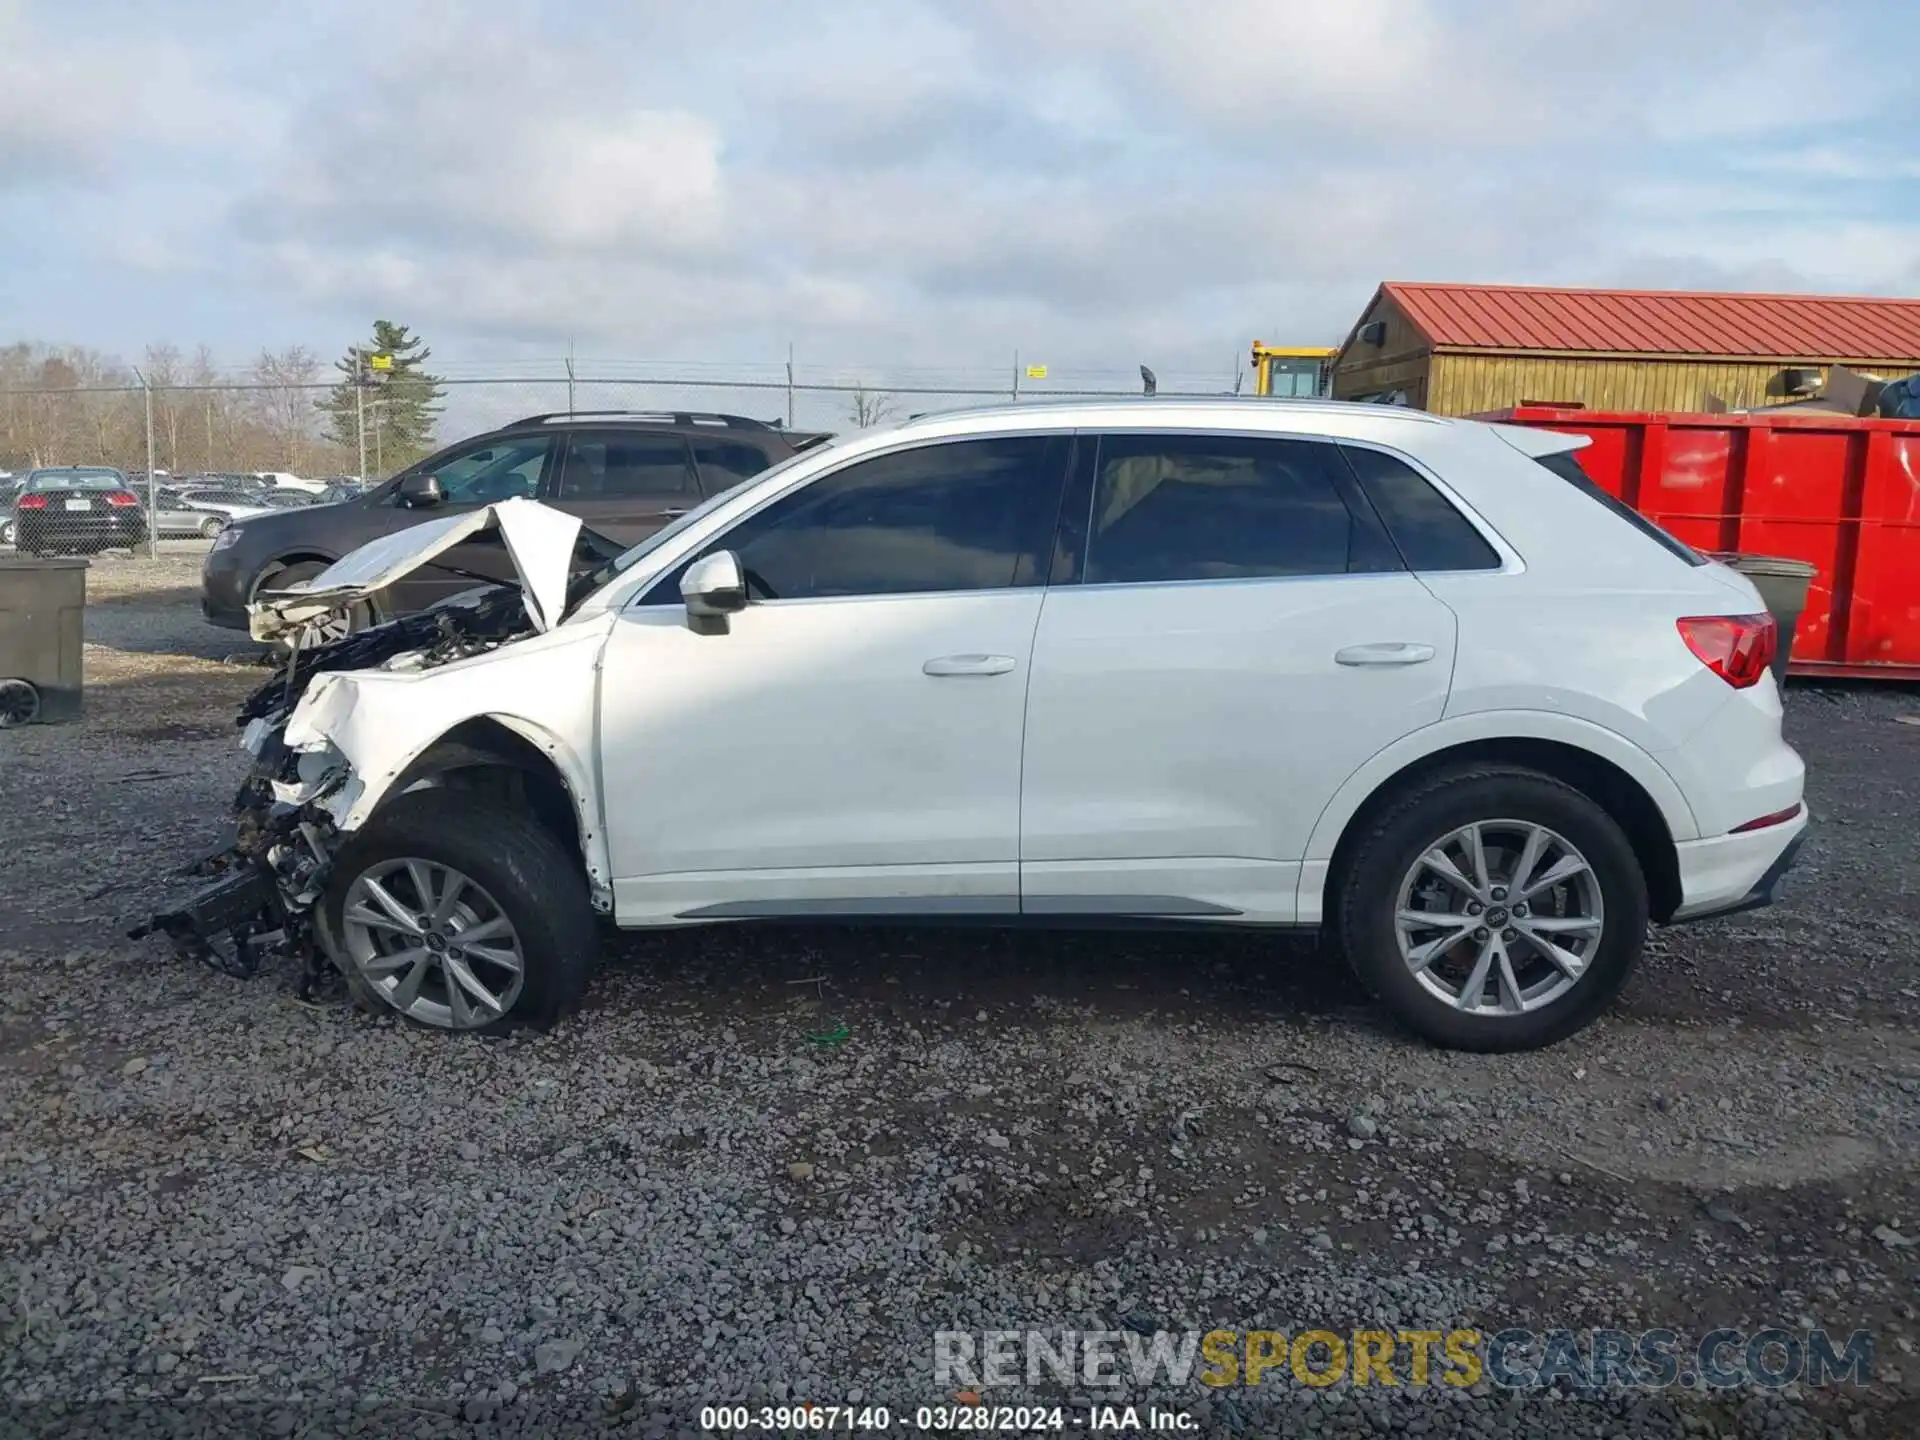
[3,0,1917,394]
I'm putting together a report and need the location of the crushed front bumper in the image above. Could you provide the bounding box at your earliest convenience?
[132,860,280,976]
[132,731,344,987]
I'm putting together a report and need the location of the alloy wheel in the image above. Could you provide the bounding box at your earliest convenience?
[340,858,526,1030]
[1393,819,1605,1016]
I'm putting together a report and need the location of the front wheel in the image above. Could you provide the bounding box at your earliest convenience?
[253,559,372,650]
[1333,765,1648,1052]
[319,789,598,1034]
[199,515,226,538]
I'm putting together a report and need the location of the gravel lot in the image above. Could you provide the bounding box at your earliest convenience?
[3,557,1917,1439]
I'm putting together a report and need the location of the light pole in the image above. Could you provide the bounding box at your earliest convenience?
[354,346,367,482]
[133,368,157,558]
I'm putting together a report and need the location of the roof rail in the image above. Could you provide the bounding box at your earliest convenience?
[506,410,775,430]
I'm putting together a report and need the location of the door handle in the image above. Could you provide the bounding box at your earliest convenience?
[1335,642,1436,667]
[923,654,1017,677]
[659,507,691,519]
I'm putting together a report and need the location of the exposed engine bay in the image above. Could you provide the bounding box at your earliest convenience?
[131,587,545,989]
[132,499,621,988]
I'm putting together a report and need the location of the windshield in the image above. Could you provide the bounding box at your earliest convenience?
[28,469,126,492]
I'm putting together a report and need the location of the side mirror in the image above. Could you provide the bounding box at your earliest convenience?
[680,550,747,634]
[397,472,444,509]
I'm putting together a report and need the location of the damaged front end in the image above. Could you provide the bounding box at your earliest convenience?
[133,498,606,989]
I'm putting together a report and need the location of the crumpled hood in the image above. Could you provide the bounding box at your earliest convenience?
[248,497,584,642]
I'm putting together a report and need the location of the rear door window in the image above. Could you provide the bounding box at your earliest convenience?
[557,435,697,501]
[1076,434,1399,585]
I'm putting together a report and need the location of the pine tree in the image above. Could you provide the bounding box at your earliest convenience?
[316,321,446,474]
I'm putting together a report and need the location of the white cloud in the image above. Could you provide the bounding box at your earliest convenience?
[4,0,1916,373]
[0,0,274,191]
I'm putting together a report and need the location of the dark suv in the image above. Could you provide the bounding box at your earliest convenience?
[200,411,812,636]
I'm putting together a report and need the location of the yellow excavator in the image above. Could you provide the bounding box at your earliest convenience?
[1250,342,1335,398]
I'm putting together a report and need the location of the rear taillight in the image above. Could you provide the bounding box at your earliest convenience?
[1677,613,1776,689]
[104,491,139,507]
[15,494,47,510]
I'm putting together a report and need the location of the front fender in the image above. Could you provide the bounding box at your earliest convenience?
[281,617,614,901]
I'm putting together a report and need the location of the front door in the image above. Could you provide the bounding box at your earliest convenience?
[595,433,1072,924]
[1018,430,1458,923]
[376,434,559,611]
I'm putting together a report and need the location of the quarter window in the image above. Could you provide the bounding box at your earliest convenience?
[1080,435,1398,584]
[1341,445,1501,572]
[690,439,775,494]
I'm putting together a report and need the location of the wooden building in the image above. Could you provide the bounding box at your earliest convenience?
[1328,281,1920,415]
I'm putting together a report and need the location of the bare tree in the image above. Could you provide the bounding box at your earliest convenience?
[144,343,184,473]
[845,384,899,429]
[251,346,322,472]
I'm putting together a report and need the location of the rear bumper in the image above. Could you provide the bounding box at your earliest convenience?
[18,515,146,547]
[1664,807,1808,924]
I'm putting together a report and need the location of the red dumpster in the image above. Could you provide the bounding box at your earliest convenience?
[1480,406,1920,681]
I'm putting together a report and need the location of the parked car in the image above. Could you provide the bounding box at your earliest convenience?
[151,490,231,539]
[255,470,327,495]
[156,399,1807,1052]
[194,472,274,494]
[176,488,277,523]
[199,411,804,644]
[13,467,149,554]
[0,480,21,547]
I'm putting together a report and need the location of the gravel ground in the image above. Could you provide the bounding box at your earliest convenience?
[2,557,1917,1439]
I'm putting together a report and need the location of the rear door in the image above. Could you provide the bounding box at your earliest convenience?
[552,431,701,548]
[1017,430,1459,923]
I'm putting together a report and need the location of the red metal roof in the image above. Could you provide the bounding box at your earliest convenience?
[1382,281,1920,361]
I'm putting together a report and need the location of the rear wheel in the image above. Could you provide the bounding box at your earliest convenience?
[1334,765,1648,1052]
[320,789,598,1034]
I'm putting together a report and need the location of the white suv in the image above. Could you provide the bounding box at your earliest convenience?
[163,400,1807,1052]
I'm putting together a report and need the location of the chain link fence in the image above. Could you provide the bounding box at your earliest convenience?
[0,358,1252,559]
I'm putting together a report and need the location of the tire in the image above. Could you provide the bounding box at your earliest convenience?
[319,788,598,1034]
[1332,764,1648,1053]
[253,559,373,648]
[199,516,226,538]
